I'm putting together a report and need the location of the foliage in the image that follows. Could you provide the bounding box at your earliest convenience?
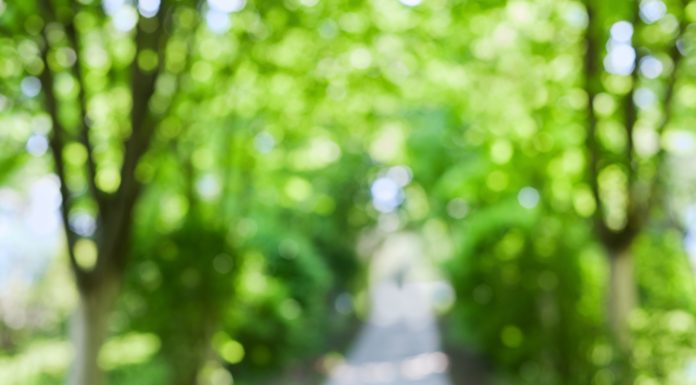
[2,0,696,385]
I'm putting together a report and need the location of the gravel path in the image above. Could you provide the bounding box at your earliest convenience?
[324,233,454,385]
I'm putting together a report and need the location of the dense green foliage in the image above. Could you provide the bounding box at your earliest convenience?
[2,0,696,385]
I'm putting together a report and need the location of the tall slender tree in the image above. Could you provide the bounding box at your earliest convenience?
[36,1,183,383]
[582,0,686,379]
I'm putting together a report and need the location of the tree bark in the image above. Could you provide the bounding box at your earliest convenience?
[608,247,636,354]
[169,349,206,385]
[68,275,119,385]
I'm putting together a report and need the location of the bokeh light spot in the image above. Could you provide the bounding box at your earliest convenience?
[518,187,540,209]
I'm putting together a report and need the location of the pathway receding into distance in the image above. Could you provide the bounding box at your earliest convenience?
[324,233,455,385]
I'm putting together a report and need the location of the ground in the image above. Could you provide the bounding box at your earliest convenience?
[324,233,459,385]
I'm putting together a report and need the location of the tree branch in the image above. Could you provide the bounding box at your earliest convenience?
[64,10,105,211]
[38,1,88,288]
[622,0,641,190]
[582,1,606,236]
[97,3,175,276]
[618,1,645,245]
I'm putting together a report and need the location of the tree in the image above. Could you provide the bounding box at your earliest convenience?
[33,1,187,383]
[582,0,687,370]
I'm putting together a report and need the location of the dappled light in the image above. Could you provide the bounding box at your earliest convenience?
[2,1,696,385]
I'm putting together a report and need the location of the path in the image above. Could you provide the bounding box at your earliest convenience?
[324,233,454,385]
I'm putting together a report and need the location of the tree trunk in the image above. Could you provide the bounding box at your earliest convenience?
[68,276,119,385]
[167,321,215,385]
[608,247,636,351]
[607,247,636,385]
